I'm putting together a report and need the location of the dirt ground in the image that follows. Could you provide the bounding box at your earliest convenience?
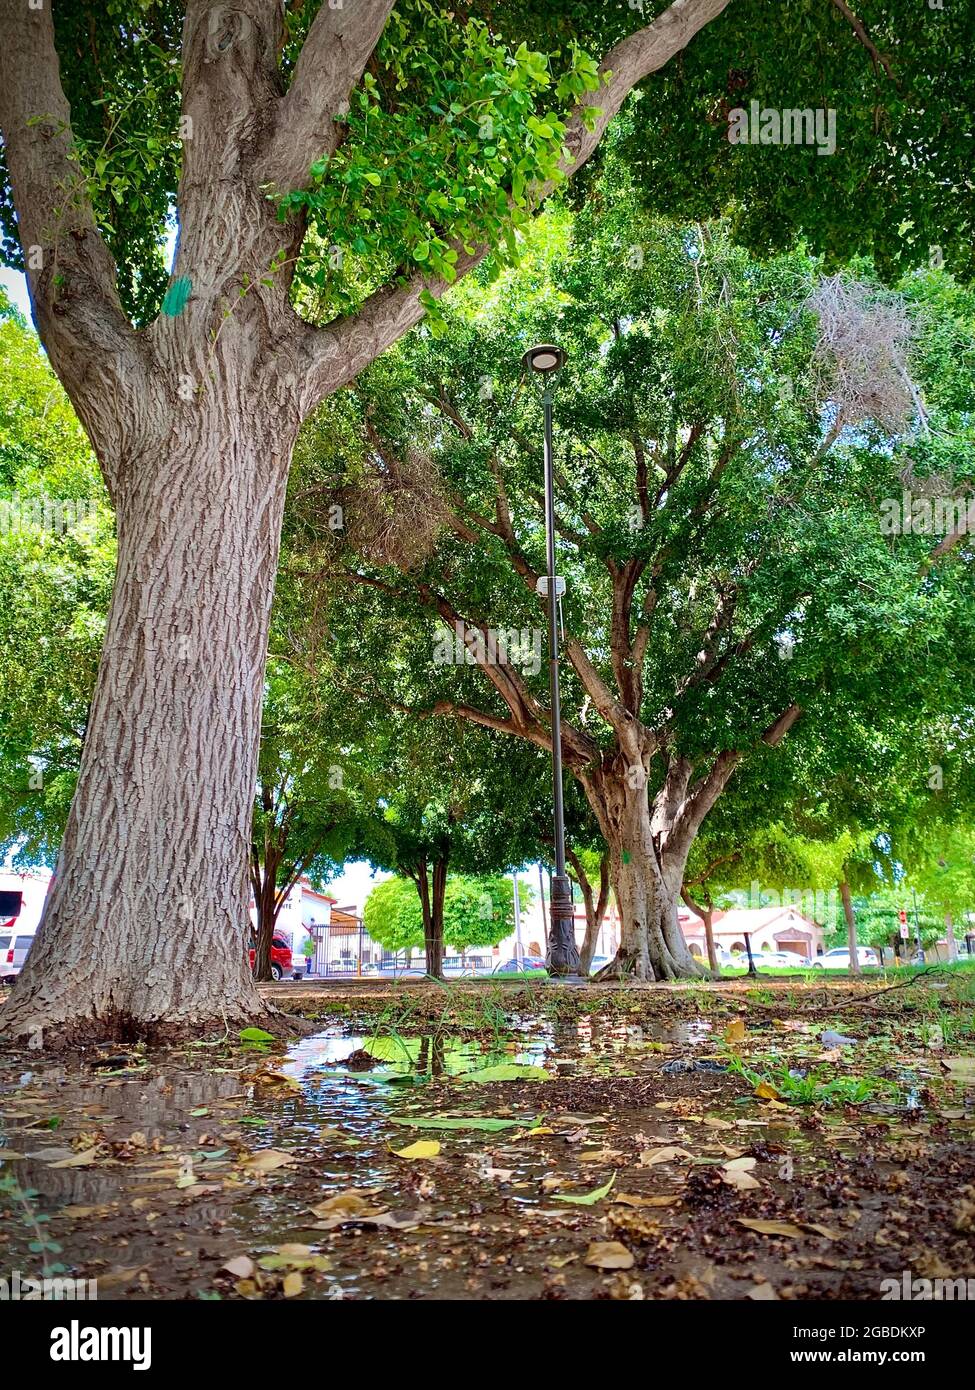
[1,972,974,1301]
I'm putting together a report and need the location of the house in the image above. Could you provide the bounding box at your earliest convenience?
[247,876,336,950]
[683,905,826,962]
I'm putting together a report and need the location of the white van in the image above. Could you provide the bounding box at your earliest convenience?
[0,869,51,982]
[0,926,36,982]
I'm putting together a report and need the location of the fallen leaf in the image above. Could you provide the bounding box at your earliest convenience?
[459,1064,550,1084]
[724,1019,747,1044]
[241,1148,296,1173]
[392,1140,440,1160]
[282,1271,304,1298]
[222,1256,256,1279]
[48,1147,101,1169]
[720,1156,762,1191]
[639,1146,693,1167]
[747,1281,779,1300]
[737,1218,805,1237]
[553,1173,616,1206]
[60,1204,113,1220]
[585,1240,634,1270]
[753,1081,779,1101]
[802,1222,841,1240]
[259,1254,332,1272]
[309,1190,384,1219]
[613,1193,680,1208]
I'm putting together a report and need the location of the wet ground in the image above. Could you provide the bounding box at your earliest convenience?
[1,975,974,1300]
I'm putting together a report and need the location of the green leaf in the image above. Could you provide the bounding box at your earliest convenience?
[553,1173,617,1206]
[239,1027,275,1042]
[459,1064,550,1084]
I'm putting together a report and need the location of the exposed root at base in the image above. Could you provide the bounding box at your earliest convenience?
[0,999,316,1052]
[592,950,710,984]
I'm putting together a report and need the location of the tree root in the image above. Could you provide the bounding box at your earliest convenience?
[0,997,316,1052]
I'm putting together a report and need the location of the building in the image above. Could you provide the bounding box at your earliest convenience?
[684,904,826,962]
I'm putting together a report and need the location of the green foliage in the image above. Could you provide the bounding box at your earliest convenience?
[620,0,975,284]
[363,871,522,953]
[0,290,115,861]
[283,6,604,327]
[289,150,975,866]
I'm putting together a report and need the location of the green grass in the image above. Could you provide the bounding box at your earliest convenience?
[727,1053,888,1107]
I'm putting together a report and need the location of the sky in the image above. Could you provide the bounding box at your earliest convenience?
[327,859,389,914]
[1,267,31,320]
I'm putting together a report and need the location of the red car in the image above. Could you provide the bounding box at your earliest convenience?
[248,935,293,982]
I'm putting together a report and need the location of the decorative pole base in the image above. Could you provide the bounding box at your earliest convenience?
[548,873,582,978]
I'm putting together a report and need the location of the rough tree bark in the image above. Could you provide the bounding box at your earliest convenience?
[0,0,734,1040]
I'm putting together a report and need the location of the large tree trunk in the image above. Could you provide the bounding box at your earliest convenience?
[584,767,704,982]
[1,411,295,1042]
[840,879,860,976]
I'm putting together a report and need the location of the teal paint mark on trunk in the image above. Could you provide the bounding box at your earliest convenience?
[161,276,192,317]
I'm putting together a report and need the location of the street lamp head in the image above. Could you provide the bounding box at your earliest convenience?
[522,343,566,376]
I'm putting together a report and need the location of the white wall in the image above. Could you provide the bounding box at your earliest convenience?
[0,868,53,933]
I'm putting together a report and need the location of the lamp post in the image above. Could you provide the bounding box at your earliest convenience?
[522,344,581,979]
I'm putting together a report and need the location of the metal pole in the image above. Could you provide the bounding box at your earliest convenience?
[744,931,757,977]
[513,871,523,962]
[542,388,580,978]
[912,886,925,964]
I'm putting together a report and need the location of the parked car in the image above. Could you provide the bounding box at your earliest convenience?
[811,946,879,969]
[0,928,36,983]
[756,950,812,969]
[493,956,548,975]
[374,959,428,978]
[248,935,293,982]
[589,954,610,976]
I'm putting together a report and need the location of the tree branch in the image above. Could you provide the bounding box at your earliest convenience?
[297,0,735,413]
[0,0,146,489]
[828,0,897,84]
[259,0,398,191]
